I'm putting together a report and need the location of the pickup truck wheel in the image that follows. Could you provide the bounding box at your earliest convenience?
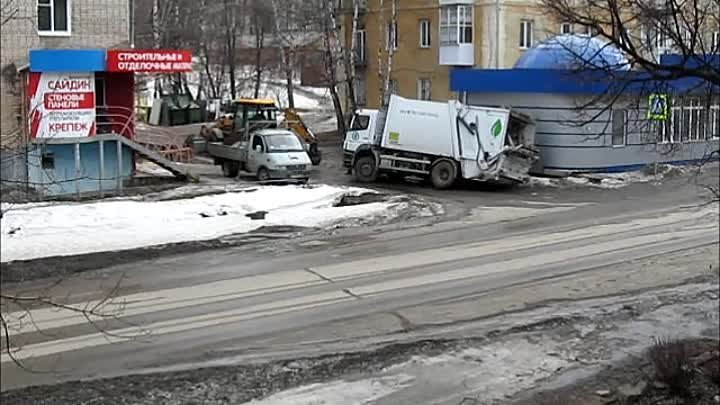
[257,167,271,182]
[430,160,457,189]
[222,161,239,178]
[353,155,378,183]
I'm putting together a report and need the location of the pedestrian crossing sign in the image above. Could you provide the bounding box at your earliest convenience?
[648,94,668,121]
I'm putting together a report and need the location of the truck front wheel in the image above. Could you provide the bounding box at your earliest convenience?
[222,161,239,178]
[257,167,271,182]
[430,160,457,189]
[353,155,378,183]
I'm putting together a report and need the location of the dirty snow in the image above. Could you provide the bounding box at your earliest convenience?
[136,161,175,177]
[242,375,415,405]
[528,163,709,189]
[374,340,570,404]
[0,185,393,262]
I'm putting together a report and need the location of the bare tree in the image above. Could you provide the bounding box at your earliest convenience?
[249,0,272,99]
[376,0,398,107]
[340,0,361,116]
[542,0,719,85]
[220,0,242,100]
[270,0,296,108]
[0,0,19,26]
[0,275,130,370]
[319,0,349,136]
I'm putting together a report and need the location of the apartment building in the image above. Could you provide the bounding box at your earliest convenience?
[0,0,131,146]
[341,0,566,109]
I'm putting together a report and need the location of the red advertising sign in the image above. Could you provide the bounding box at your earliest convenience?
[106,49,193,73]
[44,92,95,110]
[28,72,96,139]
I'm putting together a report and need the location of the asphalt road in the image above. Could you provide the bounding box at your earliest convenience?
[2,162,718,392]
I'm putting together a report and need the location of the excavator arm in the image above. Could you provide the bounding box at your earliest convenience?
[282,108,322,165]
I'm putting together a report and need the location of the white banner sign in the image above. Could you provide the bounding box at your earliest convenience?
[29,72,96,139]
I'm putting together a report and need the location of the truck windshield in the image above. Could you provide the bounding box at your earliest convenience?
[350,114,370,130]
[263,134,304,153]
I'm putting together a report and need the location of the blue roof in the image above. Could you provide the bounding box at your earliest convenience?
[452,52,719,95]
[659,53,720,69]
[514,34,630,71]
[29,49,106,72]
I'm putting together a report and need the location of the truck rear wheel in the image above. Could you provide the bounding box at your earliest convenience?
[430,160,457,189]
[222,161,239,178]
[353,155,378,183]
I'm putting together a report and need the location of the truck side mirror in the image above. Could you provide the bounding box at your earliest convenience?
[255,145,263,153]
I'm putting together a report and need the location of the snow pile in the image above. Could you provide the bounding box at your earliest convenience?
[530,162,720,189]
[136,161,174,177]
[242,338,571,405]
[0,185,393,262]
[530,167,670,189]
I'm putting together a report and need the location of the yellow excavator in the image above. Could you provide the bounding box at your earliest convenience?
[197,98,322,165]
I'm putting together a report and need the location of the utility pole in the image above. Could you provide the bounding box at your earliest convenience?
[495,0,500,68]
[128,0,135,48]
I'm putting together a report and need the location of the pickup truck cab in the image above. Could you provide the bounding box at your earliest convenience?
[208,129,312,182]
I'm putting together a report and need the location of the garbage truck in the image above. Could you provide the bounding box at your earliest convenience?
[344,95,538,189]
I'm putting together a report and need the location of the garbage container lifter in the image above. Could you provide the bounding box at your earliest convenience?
[345,95,539,189]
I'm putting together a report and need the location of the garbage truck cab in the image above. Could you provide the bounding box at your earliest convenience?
[343,109,378,169]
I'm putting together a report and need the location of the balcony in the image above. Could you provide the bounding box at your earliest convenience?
[438,0,475,66]
[439,44,474,66]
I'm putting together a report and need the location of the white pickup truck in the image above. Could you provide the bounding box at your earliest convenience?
[343,95,538,188]
[208,129,312,182]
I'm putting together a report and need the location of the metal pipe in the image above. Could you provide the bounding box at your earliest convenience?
[117,140,123,192]
[99,140,105,198]
[129,0,135,48]
[74,143,81,199]
[495,0,500,68]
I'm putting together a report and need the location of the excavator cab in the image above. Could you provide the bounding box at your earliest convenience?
[224,98,280,145]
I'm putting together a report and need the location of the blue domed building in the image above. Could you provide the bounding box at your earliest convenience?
[451,34,719,174]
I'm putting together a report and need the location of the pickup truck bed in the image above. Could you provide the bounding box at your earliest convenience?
[207,142,247,161]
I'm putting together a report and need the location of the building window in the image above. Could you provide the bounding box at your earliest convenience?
[419,19,431,48]
[581,24,598,37]
[417,78,431,100]
[387,22,398,50]
[354,29,366,64]
[37,0,71,35]
[643,23,669,51]
[354,78,367,106]
[520,20,534,49]
[41,151,55,170]
[662,97,720,143]
[440,5,473,45]
[389,79,398,95]
[611,109,626,146]
[710,103,720,139]
[560,22,572,34]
